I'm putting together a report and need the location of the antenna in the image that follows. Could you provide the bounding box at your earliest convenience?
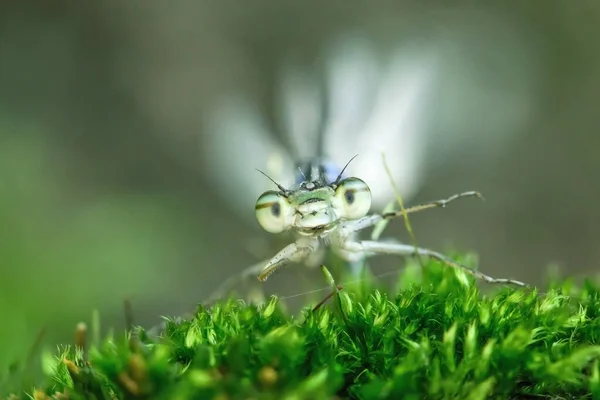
[333,154,359,185]
[256,169,288,193]
[297,166,307,182]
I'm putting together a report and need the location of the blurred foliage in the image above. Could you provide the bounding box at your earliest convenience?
[6,259,600,399]
[0,123,201,374]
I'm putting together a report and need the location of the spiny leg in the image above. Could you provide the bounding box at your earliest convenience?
[205,238,319,304]
[342,191,484,235]
[258,237,320,281]
[342,240,528,287]
[383,190,484,220]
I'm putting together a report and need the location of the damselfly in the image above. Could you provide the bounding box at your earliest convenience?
[201,33,528,303]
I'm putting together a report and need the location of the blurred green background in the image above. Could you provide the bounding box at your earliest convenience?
[1,1,600,389]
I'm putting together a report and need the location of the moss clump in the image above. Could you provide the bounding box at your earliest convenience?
[11,258,600,399]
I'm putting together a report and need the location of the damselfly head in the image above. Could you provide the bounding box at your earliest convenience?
[255,158,372,235]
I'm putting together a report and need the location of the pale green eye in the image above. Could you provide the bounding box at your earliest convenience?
[255,191,295,233]
[334,177,372,219]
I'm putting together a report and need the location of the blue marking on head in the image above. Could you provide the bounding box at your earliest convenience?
[294,158,343,186]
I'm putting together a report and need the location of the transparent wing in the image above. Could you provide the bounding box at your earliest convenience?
[275,60,325,161]
[201,34,440,224]
[321,34,439,210]
[201,94,295,226]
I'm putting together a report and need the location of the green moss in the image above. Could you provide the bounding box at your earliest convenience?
[9,258,600,399]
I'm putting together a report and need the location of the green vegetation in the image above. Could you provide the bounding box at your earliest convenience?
[6,258,600,399]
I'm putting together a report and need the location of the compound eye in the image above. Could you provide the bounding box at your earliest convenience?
[334,177,371,219]
[255,191,294,233]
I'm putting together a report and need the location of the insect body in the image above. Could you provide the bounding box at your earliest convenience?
[253,157,527,287]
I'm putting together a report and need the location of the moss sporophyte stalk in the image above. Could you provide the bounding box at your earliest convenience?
[10,259,600,399]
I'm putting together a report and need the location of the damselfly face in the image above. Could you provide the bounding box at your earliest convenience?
[255,172,371,236]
